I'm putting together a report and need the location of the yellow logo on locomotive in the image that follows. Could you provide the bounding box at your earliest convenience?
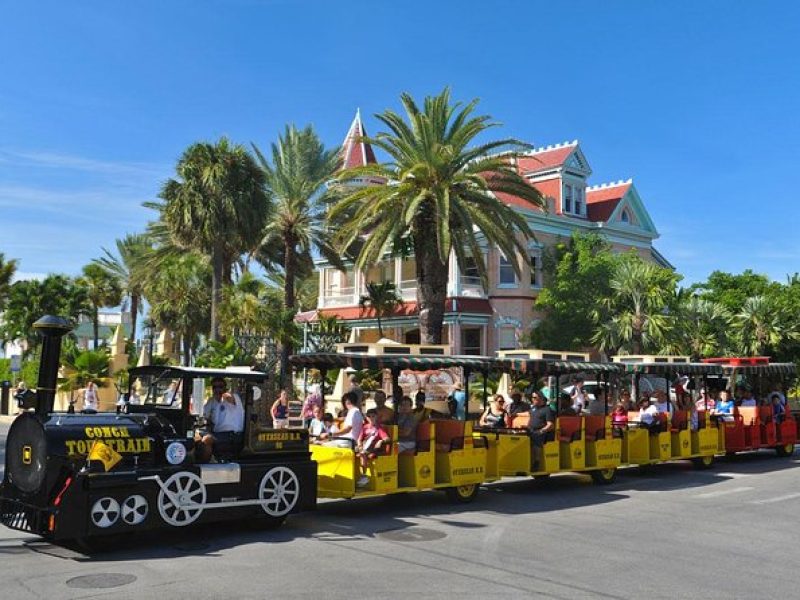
[63,426,151,457]
[22,445,32,465]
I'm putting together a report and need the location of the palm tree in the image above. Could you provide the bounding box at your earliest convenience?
[666,294,732,359]
[59,346,111,404]
[0,253,18,311]
[252,124,343,378]
[144,254,211,365]
[735,295,788,356]
[93,233,152,341]
[79,263,123,349]
[158,137,269,341]
[330,88,545,343]
[592,257,677,355]
[359,281,404,338]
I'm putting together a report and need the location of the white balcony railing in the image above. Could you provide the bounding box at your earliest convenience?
[399,279,417,301]
[320,286,355,308]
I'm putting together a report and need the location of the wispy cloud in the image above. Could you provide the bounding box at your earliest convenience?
[0,184,153,222]
[0,148,167,179]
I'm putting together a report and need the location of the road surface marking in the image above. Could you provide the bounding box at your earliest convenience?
[751,492,800,505]
[715,472,751,479]
[695,486,753,499]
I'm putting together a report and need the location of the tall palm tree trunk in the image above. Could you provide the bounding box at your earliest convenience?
[210,245,224,341]
[92,304,100,349]
[415,224,448,344]
[280,235,297,388]
[182,333,192,366]
[130,293,139,343]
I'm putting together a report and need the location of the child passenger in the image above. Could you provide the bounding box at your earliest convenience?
[356,409,389,487]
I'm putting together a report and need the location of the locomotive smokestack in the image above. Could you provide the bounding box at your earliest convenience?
[33,315,72,416]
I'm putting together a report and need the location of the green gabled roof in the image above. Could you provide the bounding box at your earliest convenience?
[621,362,724,375]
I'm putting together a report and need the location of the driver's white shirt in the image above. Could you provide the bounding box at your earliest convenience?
[204,393,244,433]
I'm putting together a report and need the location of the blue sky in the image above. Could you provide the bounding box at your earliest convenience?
[1,0,798,284]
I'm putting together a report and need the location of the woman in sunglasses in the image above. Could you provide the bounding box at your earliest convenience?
[479,394,507,429]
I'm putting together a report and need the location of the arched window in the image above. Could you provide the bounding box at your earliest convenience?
[621,209,630,223]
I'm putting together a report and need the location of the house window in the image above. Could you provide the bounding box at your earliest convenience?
[529,252,542,287]
[498,327,516,350]
[461,255,481,286]
[621,209,630,223]
[563,184,573,213]
[461,328,482,355]
[499,254,517,286]
[574,187,584,215]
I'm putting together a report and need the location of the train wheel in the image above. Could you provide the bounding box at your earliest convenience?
[692,455,715,469]
[258,467,300,518]
[775,443,795,457]
[590,468,617,485]
[158,472,206,527]
[445,483,479,503]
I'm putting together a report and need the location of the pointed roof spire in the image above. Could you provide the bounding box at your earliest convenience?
[340,108,377,170]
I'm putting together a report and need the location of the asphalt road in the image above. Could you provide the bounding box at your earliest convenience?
[1,418,799,599]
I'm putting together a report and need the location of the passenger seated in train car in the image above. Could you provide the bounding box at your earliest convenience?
[413,392,433,422]
[558,393,577,416]
[529,391,555,447]
[324,392,363,448]
[687,399,699,431]
[770,385,787,407]
[710,389,734,422]
[638,398,659,430]
[506,392,531,417]
[198,378,244,461]
[570,376,587,413]
[356,408,390,487]
[587,388,607,416]
[373,390,395,426]
[653,390,673,414]
[308,406,333,443]
[739,387,757,407]
[479,395,507,429]
[695,389,715,412]
[619,389,634,411]
[397,396,417,452]
[770,393,786,424]
[611,402,628,434]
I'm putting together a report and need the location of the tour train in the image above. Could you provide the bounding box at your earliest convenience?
[0,316,796,545]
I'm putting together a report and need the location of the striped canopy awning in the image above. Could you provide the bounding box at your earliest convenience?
[621,362,724,376]
[721,363,797,376]
[288,353,498,372]
[498,359,623,376]
[290,353,625,376]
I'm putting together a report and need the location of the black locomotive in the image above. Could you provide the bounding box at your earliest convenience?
[0,316,317,543]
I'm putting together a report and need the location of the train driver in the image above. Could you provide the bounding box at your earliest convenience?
[198,377,244,461]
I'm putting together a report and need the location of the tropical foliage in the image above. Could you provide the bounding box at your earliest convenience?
[156,137,269,340]
[0,253,18,312]
[359,281,403,338]
[144,254,211,365]
[0,275,88,352]
[253,124,342,380]
[79,263,123,348]
[531,233,616,350]
[93,233,152,338]
[331,88,546,343]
